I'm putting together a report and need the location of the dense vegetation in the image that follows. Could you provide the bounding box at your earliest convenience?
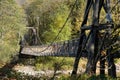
[0,0,26,63]
[0,0,120,79]
[25,0,76,44]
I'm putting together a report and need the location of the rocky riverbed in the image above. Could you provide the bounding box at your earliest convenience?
[13,64,120,77]
[13,65,85,77]
[13,62,120,78]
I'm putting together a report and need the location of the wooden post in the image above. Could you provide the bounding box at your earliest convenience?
[99,0,113,76]
[71,0,93,76]
[85,28,99,74]
[85,0,100,75]
[99,33,107,75]
[107,47,116,78]
[100,56,105,75]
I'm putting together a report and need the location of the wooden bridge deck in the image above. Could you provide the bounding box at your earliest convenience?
[21,46,78,57]
[21,38,82,57]
[20,38,120,58]
[21,46,119,58]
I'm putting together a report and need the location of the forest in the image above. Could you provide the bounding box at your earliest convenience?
[0,0,120,79]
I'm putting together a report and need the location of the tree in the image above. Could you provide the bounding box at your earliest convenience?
[71,0,86,38]
[107,0,120,54]
[0,0,26,62]
[25,0,72,44]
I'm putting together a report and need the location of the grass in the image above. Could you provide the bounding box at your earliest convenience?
[34,56,87,71]
[114,58,120,63]
[35,56,74,71]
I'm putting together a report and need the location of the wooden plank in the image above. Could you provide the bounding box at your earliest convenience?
[20,46,120,58]
[21,46,53,56]
[20,38,120,58]
[81,24,113,30]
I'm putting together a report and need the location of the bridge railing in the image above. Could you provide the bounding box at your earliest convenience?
[21,38,80,57]
[21,36,120,57]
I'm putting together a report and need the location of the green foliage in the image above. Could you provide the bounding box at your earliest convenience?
[25,0,73,44]
[111,0,120,50]
[35,57,74,71]
[71,0,86,38]
[106,0,120,53]
[111,0,120,24]
[0,0,26,62]
[41,6,72,43]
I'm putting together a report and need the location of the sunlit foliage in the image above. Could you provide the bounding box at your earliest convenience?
[0,0,26,62]
[25,0,72,44]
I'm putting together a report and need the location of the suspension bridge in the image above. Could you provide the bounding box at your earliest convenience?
[20,35,120,58]
[20,38,86,57]
[18,0,120,78]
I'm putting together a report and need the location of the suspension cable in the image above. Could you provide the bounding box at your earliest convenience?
[25,0,78,54]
